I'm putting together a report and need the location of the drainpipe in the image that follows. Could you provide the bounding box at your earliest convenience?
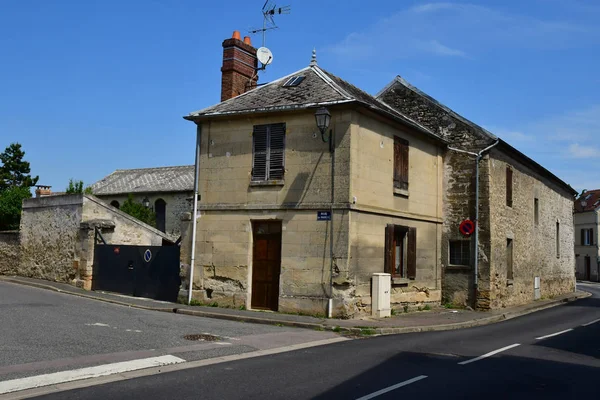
[188,123,202,305]
[447,139,499,308]
[328,126,336,318]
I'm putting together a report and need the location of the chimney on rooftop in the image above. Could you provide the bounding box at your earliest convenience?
[35,185,52,198]
[221,30,258,102]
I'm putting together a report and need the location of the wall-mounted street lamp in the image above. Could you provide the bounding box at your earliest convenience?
[142,197,151,209]
[315,107,333,153]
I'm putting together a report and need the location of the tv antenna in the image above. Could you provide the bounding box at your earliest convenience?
[249,1,291,48]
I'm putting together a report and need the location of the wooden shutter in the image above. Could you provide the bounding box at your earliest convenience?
[268,123,285,180]
[591,228,594,245]
[252,125,268,181]
[407,227,417,279]
[506,167,513,207]
[581,229,585,246]
[394,137,409,190]
[384,224,394,274]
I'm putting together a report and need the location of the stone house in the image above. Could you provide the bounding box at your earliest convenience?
[91,166,194,239]
[574,189,600,282]
[377,77,578,309]
[180,33,447,317]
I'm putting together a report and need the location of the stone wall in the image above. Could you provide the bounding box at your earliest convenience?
[0,231,20,275]
[95,191,191,239]
[488,150,576,307]
[19,195,83,283]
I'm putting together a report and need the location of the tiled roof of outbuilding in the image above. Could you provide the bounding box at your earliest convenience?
[185,64,445,143]
[91,165,194,195]
[574,189,600,213]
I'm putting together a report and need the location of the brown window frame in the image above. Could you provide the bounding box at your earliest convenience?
[506,167,513,207]
[385,224,416,279]
[393,137,409,192]
[252,123,286,182]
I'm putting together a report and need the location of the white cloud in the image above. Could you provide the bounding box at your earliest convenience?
[568,143,600,158]
[325,2,597,61]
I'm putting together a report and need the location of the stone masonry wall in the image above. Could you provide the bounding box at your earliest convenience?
[488,151,575,307]
[379,84,494,308]
[19,195,83,283]
[0,231,20,276]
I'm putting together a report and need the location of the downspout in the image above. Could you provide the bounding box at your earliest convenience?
[447,139,499,308]
[188,123,202,305]
[328,126,336,318]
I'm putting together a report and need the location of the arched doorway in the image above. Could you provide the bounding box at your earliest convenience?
[110,200,120,209]
[155,199,166,233]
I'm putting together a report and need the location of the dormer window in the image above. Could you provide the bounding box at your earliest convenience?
[282,75,305,87]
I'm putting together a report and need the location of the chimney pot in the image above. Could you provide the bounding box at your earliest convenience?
[232,30,241,40]
[243,36,252,45]
[221,31,258,102]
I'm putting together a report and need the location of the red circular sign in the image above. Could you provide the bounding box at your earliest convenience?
[459,219,475,236]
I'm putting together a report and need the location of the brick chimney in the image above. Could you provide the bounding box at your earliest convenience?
[221,31,258,102]
[35,185,52,198]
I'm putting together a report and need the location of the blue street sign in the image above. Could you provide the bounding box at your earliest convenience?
[143,249,152,263]
[317,211,331,221]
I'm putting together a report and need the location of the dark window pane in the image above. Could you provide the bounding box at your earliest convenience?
[449,240,470,266]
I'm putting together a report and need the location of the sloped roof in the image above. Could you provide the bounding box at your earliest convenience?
[377,76,577,197]
[91,165,194,195]
[574,189,600,213]
[185,64,445,143]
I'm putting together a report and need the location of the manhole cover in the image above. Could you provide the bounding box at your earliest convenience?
[184,334,221,342]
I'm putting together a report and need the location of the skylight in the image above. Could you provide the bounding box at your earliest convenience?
[283,75,305,87]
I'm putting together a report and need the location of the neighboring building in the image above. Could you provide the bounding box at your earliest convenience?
[91,166,194,238]
[574,190,600,282]
[180,32,446,317]
[377,77,578,309]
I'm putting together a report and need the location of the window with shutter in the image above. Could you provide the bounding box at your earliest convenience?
[252,123,286,182]
[394,137,409,191]
[383,224,415,280]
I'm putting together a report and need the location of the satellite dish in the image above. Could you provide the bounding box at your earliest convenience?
[257,47,273,65]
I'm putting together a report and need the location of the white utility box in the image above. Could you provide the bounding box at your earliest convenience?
[372,273,391,317]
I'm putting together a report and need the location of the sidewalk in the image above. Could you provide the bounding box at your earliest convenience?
[0,275,591,336]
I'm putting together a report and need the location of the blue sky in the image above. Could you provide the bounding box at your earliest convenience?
[1,0,599,192]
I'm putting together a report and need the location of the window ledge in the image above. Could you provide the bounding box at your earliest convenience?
[446,264,471,271]
[506,279,514,286]
[393,188,409,198]
[391,277,412,286]
[250,180,285,187]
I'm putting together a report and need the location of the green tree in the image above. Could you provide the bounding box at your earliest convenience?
[0,186,31,230]
[120,194,156,227]
[0,143,39,191]
[66,179,84,194]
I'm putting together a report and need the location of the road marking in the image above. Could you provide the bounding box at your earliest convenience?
[535,329,573,340]
[582,318,600,327]
[0,355,185,395]
[85,323,110,327]
[458,344,521,365]
[215,342,232,346]
[355,375,428,400]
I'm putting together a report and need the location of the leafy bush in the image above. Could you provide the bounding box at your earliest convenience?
[0,186,31,230]
[120,194,156,227]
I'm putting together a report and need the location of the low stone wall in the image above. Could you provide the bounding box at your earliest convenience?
[0,231,20,275]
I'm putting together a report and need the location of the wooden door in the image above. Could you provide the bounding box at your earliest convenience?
[251,221,282,310]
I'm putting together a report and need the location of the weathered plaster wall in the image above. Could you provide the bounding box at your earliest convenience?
[0,231,20,275]
[379,85,493,308]
[82,195,168,246]
[574,210,600,281]
[488,151,576,307]
[19,195,83,283]
[349,211,442,313]
[96,192,191,239]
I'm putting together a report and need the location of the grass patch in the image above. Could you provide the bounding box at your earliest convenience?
[403,305,409,313]
[332,326,342,333]
[423,304,431,311]
[239,305,246,310]
[360,327,377,336]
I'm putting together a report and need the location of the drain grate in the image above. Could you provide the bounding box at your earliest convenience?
[184,334,221,342]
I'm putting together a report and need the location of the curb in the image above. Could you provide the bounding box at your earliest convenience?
[0,276,591,336]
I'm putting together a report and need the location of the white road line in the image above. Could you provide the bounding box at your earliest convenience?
[355,375,428,400]
[458,344,521,365]
[0,355,185,395]
[535,328,573,340]
[582,318,600,327]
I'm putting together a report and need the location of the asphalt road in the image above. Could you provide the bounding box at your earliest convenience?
[0,281,337,383]
[33,282,600,400]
